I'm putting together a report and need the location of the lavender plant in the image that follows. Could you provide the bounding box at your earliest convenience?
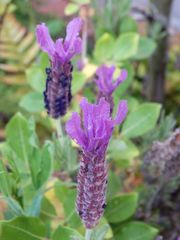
[66,98,128,234]
[0,9,164,240]
[36,18,83,118]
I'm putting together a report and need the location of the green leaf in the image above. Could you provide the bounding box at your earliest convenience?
[5,197,25,216]
[52,225,84,240]
[133,37,156,60]
[47,20,64,37]
[122,103,161,138]
[30,148,41,189]
[114,221,159,240]
[0,159,11,196]
[94,33,115,62]
[113,33,139,61]
[55,182,81,228]
[30,143,52,190]
[40,197,57,222]
[93,217,113,239]
[26,191,43,216]
[92,224,110,240]
[105,193,138,223]
[106,170,121,200]
[37,143,52,188]
[108,139,139,167]
[120,16,138,33]
[0,216,46,240]
[65,3,79,16]
[72,71,87,95]
[38,52,49,70]
[6,113,32,173]
[53,134,78,173]
[26,67,45,93]
[19,92,44,113]
[126,97,140,112]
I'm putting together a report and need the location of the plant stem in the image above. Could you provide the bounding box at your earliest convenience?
[85,229,93,240]
[55,118,63,138]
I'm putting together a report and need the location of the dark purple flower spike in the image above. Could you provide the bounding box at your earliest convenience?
[66,97,128,229]
[36,18,83,118]
[95,65,127,114]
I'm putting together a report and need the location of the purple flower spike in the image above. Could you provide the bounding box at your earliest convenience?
[66,98,128,229]
[35,18,83,118]
[95,65,127,113]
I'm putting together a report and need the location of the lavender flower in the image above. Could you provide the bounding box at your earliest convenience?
[65,97,128,228]
[95,65,127,113]
[36,18,83,118]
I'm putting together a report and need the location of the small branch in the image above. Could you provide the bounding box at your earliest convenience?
[55,118,64,138]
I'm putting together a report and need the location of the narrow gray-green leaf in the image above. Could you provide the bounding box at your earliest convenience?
[6,113,32,172]
[0,159,11,196]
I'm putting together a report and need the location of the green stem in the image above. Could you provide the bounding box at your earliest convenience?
[85,229,93,240]
[55,118,63,138]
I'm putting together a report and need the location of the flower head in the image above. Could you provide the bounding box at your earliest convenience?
[36,17,83,65]
[66,97,128,153]
[65,98,128,228]
[95,65,127,95]
[35,18,83,118]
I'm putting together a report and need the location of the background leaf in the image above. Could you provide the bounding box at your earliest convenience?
[5,113,32,173]
[52,225,84,240]
[72,71,87,95]
[94,33,115,62]
[108,139,139,168]
[26,67,45,93]
[120,16,138,33]
[114,221,159,240]
[113,33,139,61]
[0,216,46,240]
[105,193,138,223]
[19,92,44,113]
[122,103,161,138]
[133,37,157,60]
[65,3,79,16]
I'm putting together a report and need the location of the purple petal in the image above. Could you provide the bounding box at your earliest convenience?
[64,17,83,49]
[35,23,55,57]
[65,112,87,148]
[94,98,111,120]
[95,65,116,93]
[65,37,82,62]
[114,100,128,125]
[55,39,66,63]
[113,69,127,89]
[80,98,94,139]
